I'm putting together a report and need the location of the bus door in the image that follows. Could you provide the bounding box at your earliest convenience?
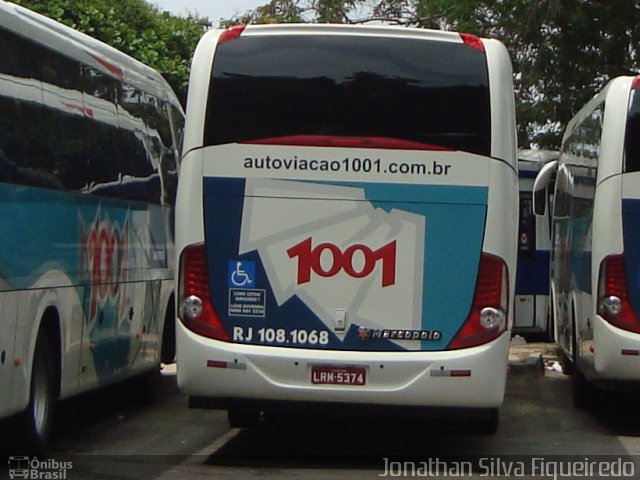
[515,190,538,329]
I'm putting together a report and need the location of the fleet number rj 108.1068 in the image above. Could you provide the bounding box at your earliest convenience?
[232,327,331,345]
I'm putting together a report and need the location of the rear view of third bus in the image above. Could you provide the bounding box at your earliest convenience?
[534,76,640,406]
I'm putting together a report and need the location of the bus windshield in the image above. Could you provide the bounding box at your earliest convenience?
[205,34,490,155]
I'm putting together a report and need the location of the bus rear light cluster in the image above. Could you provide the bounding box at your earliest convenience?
[182,295,204,319]
[597,254,640,334]
[449,253,508,350]
[460,33,485,53]
[479,307,506,330]
[218,25,245,45]
[178,243,230,341]
[600,296,622,316]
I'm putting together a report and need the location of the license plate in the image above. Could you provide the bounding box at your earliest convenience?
[311,365,366,386]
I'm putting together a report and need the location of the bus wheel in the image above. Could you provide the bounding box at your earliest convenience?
[559,349,574,375]
[227,408,262,428]
[572,367,597,409]
[559,303,575,375]
[20,330,55,453]
[571,317,596,408]
[472,408,499,434]
[128,367,161,407]
[545,299,555,342]
[161,297,176,364]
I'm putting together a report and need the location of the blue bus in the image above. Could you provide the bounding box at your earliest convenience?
[514,150,558,341]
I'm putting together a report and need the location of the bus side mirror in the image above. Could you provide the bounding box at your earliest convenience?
[552,164,572,220]
[532,160,558,216]
[534,188,547,217]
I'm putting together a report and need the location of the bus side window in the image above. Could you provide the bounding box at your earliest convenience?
[519,194,536,257]
[158,103,178,206]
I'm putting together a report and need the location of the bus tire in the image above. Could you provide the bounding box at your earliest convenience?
[559,302,575,375]
[227,408,261,428]
[161,297,176,365]
[20,329,55,453]
[471,408,499,434]
[559,349,574,375]
[572,367,596,409]
[571,315,596,409]
[545,299,555,342]
[129,367,161,407]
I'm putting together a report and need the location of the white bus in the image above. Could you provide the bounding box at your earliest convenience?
[514,150,558,341]
[533,75,640,407]
[176,24,518,432]
[0,1,184,450]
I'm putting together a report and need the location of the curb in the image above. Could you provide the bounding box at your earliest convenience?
[508,353,545,378]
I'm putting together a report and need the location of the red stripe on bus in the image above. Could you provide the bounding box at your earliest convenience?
[242,135,454,151]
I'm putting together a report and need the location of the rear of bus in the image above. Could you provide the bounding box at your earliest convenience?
[514,151,557,341]
[176,24,517,427]
[594,76,640,381]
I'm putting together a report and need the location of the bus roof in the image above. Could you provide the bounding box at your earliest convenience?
[238,23,474,44]
[0,0,182,110]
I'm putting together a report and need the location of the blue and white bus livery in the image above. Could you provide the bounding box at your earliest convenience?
[0,1,184,450]
[533,75,640,406]
[176,24,518,432]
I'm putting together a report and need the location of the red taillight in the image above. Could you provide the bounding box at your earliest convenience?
[243,135,454,151]
[178,243,230,341]
[598,254,640,334]
[632,76,640,90]
[218,25,245,45]
[460,33,485,53]
[449,253,508,350]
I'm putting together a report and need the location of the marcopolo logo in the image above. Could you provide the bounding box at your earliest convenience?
[8,457,73,480]
[287,237,397,287]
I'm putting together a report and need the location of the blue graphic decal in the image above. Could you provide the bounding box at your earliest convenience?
[623,199,640,318]
[203,177,487,352]
[0,184,171,383]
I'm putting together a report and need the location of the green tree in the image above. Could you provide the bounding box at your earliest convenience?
[13,0,210,104]
[417,0,640,148]
[225,0,640,148]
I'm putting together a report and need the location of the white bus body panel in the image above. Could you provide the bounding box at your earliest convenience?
[176,25,517,412]
[177,323,510,407]
[593,316,640,380]
[0,0,183,426]
[556,76,640,386]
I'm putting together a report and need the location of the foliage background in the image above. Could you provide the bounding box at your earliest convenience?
[13,0,640,148]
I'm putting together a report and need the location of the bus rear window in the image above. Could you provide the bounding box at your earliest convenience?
[204,34,490,155]
[625,88,640,173]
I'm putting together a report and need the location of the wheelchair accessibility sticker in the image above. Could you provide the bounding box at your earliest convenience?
[228,260,255,288]
[228,260,266,317]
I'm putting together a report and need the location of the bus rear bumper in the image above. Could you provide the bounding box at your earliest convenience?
[593,316,640,382]
[176,322,510,409]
